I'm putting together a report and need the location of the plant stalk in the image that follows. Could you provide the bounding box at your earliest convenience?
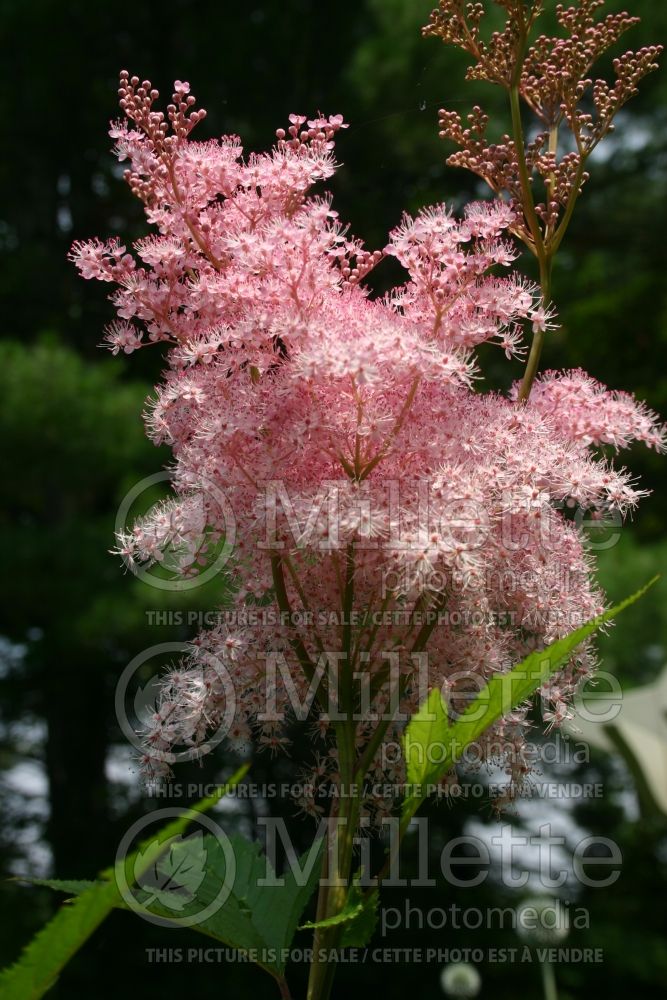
[517,253,552,402]
[540,958,559,1000]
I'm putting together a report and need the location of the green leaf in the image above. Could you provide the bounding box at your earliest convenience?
[15,879,95,897]
[340,885,379,948]
[0,879,122,1000]
[300,875,379,948]
[0,764,249,1000]
[403,578,658,819]
[300,894,364,932]
[404,684,450,790]
[249,838,325,962]
[128,833,324,975]
[22,833,324,980]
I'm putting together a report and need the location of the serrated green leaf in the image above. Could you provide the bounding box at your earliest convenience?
[341,886,378,948]
[15,878,95,897]
[300,875,378,948]
[300,897,363,932]
[403,578,658,819]
[26,833,324,979]
[250,838,326,961]
[0,764,249,1000]
[132,834,324,974]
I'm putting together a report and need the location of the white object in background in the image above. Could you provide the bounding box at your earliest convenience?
[565,664,667,815]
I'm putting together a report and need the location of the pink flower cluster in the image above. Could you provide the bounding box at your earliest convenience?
[72,74,664,815]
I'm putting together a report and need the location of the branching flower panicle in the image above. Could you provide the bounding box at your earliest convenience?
[424,0,661,398]
[71,69,664,811]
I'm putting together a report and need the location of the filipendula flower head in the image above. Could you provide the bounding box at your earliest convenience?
[71,72,664,812]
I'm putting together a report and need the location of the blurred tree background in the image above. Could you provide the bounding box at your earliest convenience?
[0,0,665,996]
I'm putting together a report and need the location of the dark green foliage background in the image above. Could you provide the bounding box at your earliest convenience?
[0,1,665,996]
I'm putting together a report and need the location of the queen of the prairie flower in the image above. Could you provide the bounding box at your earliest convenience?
[71,71,664,816]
